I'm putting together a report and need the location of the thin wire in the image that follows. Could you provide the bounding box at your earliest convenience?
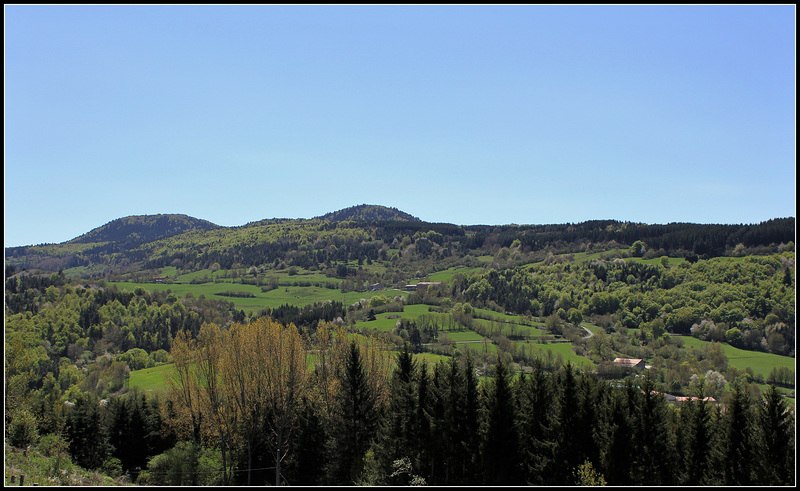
[125,465,277,476]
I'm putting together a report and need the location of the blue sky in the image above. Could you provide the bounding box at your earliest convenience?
[5,5,795,247]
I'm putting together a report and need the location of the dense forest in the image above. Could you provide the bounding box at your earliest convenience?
[4,205,796,485]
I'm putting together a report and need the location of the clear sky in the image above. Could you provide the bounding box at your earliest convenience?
[4,5,796,247]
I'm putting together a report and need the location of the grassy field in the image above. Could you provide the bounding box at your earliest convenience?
[442,330,487,342]
[109,280,408,313]
[355,304,456,331]
[426,265,487,283]
[678,335,795,378]
[513,340,597,370]
[126,363,174,394]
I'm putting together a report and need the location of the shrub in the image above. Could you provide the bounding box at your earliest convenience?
[139,441,222,486]
[9,409,39,447]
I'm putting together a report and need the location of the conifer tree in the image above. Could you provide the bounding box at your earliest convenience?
[372,343,418,484]
[415,360,433,481]
[64,391,112,469]
[479,358,521,485]
[286,396,326,485]
[755,384,794,485]
[599,386,636,485]
[426,360,448,485]
[631,372,675,485]
[679,382,716,485]
[722,378,755,485]
[516,360,557,484]
[325,341,380,485]
[459,354,480,484]
[553,362,580,482]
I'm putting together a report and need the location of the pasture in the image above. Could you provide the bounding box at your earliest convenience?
[109,279,408,313]
[126,363,174,394]
[678,335,795,378]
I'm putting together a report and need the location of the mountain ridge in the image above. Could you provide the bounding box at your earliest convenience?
[4,204,794,280]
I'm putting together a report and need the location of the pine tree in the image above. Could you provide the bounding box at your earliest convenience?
[516,360,557,485]
[722,378,755,485]
[479,358,521,485]
[679,382,716,485]
[458,354,480,485]
[630,372,675,485]
[599,386,636,485]
[553,362,580,483]
[372,343,418,485]
[426,360,448,485]
[325,341,380,485]
[415,360,433,481]
[755,384,795,485]
[286,396,327,485]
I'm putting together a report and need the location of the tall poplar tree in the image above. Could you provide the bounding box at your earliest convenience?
[195,323,236,485]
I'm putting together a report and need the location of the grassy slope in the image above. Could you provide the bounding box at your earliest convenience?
[4,442,128,486]
[126,363,175,394]
[678,335,795,378]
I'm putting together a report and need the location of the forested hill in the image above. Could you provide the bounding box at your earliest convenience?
[69,214,219,245]
[316,204,421,222]
[3,206,795,279]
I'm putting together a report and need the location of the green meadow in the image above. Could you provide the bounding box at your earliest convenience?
[426,265,487,283]
[109,279,408,313]
[678,335,795,378]
[126,363,174,394]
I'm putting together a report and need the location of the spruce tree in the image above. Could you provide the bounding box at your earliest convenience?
[286,396,327,485]
[631,372,675,485]
[680,382,715,485]
[372,343,418,485]
[479,358,521,485]
[426,360,448,485]
[516,360,557,485]
[554,362,580,483]
[458,354,480,484]
[325,341,380,485]
[414,360,433,481]
[722,378,755,486]
[600,387,636,485]
[755,384,794,485]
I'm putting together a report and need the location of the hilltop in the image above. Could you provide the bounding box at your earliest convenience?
[316,204,421,222]
[69,213,219,246]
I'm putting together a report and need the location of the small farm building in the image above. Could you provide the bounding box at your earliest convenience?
[613,357,646,369]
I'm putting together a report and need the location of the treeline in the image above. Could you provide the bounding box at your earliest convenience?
[7,214,793,279]
[257,301,346,329]
[485,218,796,256]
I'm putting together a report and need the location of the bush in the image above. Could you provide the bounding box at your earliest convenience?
[9,409,39,447]
[139,441,222,486]
[37,433,69,458]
